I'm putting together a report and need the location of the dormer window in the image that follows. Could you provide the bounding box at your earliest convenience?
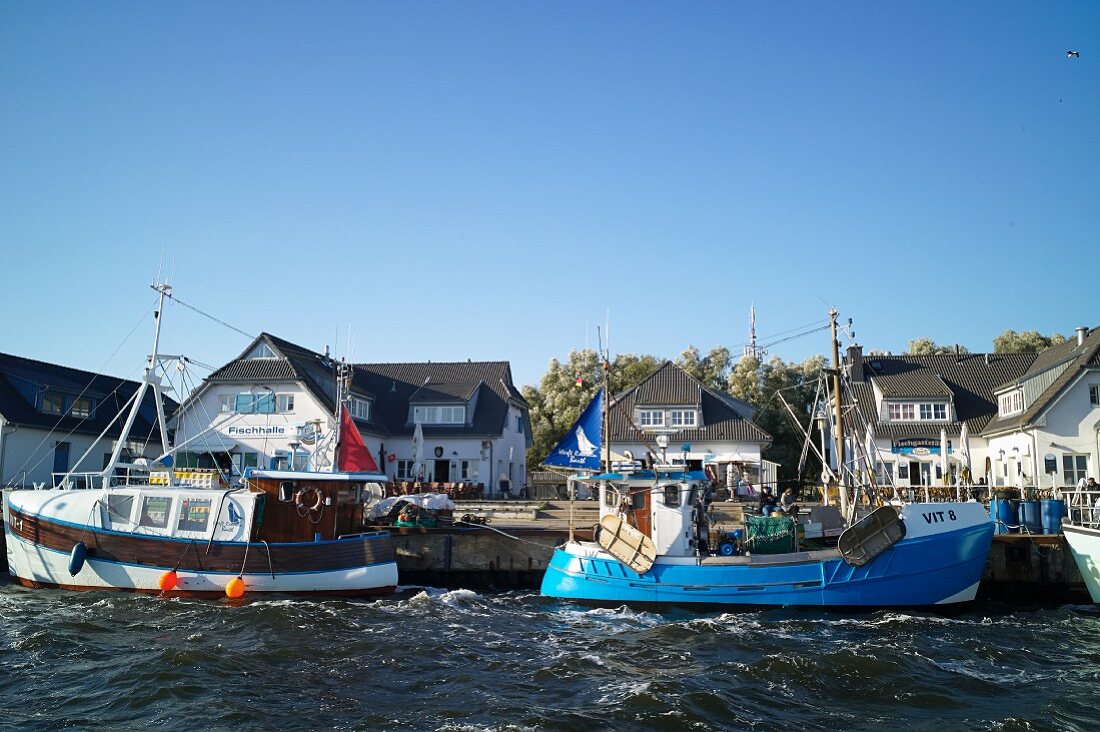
[670,410,697,427]
[42,392,63,415]
[414,405,463,424]
[887,402,947,422]
[639,410,664,428]
[999,390,1024,417]
[71,397,93,418]
[349,396,371,420]
[888,403,915,421]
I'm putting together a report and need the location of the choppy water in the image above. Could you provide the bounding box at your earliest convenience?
[1,579,1098,732]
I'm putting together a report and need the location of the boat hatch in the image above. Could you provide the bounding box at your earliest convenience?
[596,514,657,574]
[838,506,906,567]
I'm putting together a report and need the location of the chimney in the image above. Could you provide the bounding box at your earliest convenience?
[847,344,864,382]
[1077,326,1088,346]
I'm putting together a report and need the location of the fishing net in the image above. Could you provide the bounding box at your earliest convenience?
[745,515,796,554]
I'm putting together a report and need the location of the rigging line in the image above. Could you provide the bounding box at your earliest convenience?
[757,324,831,351]
[163,290,255,340]
[5,302,157,484]
[721,318,832,354]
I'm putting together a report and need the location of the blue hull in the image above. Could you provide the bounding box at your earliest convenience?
[541,521,993,607]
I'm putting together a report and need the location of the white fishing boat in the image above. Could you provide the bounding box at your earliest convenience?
[2,283,398,598]
[1062,486,1100,605]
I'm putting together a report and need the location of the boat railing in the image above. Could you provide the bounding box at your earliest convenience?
[1065,489,1100,529]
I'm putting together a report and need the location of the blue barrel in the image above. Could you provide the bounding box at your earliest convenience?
[1018,499,1042,534]
[1040,499,1066,535]
[991,498,1017,534]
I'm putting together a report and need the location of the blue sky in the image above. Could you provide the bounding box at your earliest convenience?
[2,2,1097,392]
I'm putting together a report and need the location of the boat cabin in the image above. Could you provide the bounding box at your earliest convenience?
[591,470,712,559]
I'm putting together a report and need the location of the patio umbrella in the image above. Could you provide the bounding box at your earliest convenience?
[412,422,424,482]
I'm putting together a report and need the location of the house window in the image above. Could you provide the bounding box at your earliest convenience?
[277,394,295,413]
[670,410,697,428]
[247,343,276,359]
[639,410,664,427]
[235,392,275,414]
[919,404,947,420]
[218,395,234,413]
[897,462,909,480]
[888,403,915,421]
[413,405,464,424]
[71,397,93,418]
[1063,454,1088,486]
[396,460,414,480]
[998,390,1024,417]
[1090,384,1099,406]
[349,396,371,420]
[42,392,64,415]
[460,460,479,480]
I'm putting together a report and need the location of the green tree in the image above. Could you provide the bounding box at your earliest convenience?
[992,329,1068,353]
[609,353,662,394]
[677,345,732,391]
[906,338,969,355]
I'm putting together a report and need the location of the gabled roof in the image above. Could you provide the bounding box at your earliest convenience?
[850,351,1036,439]
[353,362,525,439]
[201,332,341,413]
[983,326,1100,435]
[0,351,176,440]
[609,361,772,445]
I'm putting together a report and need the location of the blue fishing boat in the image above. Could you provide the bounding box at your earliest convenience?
[539,318,994,609]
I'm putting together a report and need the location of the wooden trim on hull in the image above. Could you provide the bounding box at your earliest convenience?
[7,507,396,575]
[10,576,398,598]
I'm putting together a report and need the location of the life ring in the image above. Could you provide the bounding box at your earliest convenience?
[294,486,324,512]
[387,454,396,463]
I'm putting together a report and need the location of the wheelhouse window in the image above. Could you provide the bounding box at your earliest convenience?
[177,498,212,532]
[138,496,172,529]
[663,484,681,507]
[670,410,697,428]
[413,405,464,424]
[998,390,1024,417]
[639,410,664,427]
[106,494,134,527]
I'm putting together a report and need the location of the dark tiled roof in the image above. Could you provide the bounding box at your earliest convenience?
[848,352,1036,439]
[984,326,1100,435]
[353,362,524,439]
[204,333,341,413]
[609,362,771,445]
[409,381,481,402]
[0,352,177,440]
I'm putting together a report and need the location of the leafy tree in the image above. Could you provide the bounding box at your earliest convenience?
[609,353,662,394]
[993,329,1068,353]
[676,345,732,391]
[906,338,969,355]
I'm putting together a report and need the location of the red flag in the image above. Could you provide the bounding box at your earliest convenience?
[337,406,380,472]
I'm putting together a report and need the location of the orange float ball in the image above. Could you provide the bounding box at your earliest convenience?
[225,577,246,599]
[158,570,179,591]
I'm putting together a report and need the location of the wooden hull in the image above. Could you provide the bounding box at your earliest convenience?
[5,506,398,596]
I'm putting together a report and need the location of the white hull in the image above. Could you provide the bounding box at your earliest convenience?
[1063,523,1100,604]
[5,530,398,596]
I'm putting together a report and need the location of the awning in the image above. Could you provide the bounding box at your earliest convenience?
[178,433,238,453]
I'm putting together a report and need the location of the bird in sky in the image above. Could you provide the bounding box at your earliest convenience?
[1066,50,1081,58]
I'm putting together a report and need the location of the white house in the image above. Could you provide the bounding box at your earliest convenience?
[0,352,173,489]
[607,361,777,489]
[841,327,1100,493]
[171,333,532,494]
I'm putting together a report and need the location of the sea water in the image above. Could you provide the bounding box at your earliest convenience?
[0,580,1097,731]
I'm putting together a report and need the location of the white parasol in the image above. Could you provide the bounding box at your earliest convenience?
[411,422,424,481]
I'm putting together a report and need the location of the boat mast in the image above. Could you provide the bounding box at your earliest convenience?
[829,308,848,518]
[332,357,347,473]
[100,282,175,487]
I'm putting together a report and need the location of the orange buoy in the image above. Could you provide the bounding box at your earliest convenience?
[225,577,246,598]
[158,570,179,591]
